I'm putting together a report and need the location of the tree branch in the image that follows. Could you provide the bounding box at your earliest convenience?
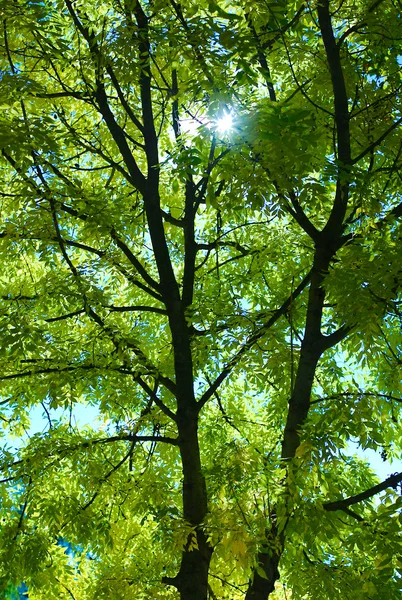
[106,304,167,315]
[317,0,351,236]
[198,271,311,409]
[135,375,177,421]
[93,433,179,445]
[110,228,161,293]
[352,117,402,165]
[45,309,85,323]
[310,391,402,405]
[106,64,145,133]
[64,0,146,194]
[324,471,402,512]
[288,190,320,240]
[320,323,354,351]
[244,11,276,100]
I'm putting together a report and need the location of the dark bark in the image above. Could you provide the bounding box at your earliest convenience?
[317,0,351,236]
[64,0,147,194]
[182,180,197,309]
[245,4,355,596]
[244,546,280,600]
[244,12,276,102]
[162,280,212,599]
[198,272,312,410]
[176,415,213,599]
[316,0,350,168]
[133,8,212,596]
[126,4,213,597]
[162,412,212,600]
[324,471,402,512]
[281,245,331,459]
[245,250,328,600]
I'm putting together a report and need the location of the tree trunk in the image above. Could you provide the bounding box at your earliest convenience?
[245,246,335,598]
[245,548,280,600]
[164,413,212,600]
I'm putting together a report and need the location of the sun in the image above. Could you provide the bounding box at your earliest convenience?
[216,112,233,133]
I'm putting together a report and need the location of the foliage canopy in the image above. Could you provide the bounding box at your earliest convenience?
[0,0,401,598]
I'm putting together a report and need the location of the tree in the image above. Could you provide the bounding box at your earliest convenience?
[0,0,401,597]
